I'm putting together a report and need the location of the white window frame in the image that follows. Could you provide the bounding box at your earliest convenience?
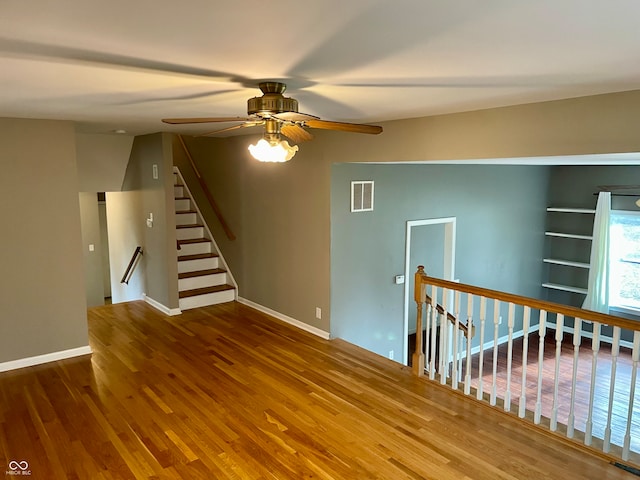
[609,209,640,316]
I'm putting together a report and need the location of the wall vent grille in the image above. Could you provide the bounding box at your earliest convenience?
[351,181,374,212]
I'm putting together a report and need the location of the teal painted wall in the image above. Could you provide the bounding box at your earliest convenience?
[330,163,550,360]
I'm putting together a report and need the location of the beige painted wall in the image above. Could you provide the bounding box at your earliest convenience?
[76,133,134,192]
[0,118,89,363]
[79,192,105,307]
[174,89,640,336]
[106,190,146,302]
[324,89,640,162]
[121,133,178,309]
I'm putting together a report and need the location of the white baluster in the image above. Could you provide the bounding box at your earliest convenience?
[534,310,547,424]
[440,288,449,385]
[623,330,640,460]
[477,296,487,401]
[518,306,531,418]
[551,314,564,431]
[585,322,600,446]
[504,302,515,412]
[452,291,461,389]
[429,285,438,380]
[464,295,474,396]
[567,318,582,438]
[491,299,500,406]
[458,324,464,385]
[604,326,621,453]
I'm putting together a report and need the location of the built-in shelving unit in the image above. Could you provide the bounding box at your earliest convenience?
[546,208,596,214]
[542,283,588,295]
[543,207,595,296]
[545,232,593,240]
[543,258,590,268]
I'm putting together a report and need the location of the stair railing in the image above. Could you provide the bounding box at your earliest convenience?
[120,246,143,284]
[177,135,236,241]
[414,265,640,467]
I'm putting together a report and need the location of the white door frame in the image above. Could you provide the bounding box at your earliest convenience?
[403,217,456,365]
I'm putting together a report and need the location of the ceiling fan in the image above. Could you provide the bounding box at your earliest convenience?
[162,82,383,162]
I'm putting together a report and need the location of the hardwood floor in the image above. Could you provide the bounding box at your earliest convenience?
[461,333,640,454]
[410,329,640,454]
[1,301,637,479]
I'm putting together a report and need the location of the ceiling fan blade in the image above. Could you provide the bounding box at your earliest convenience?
[162,117,249,125]
[272,111,319,122]
[281,124,314,143]
[305,119,382,135]
[200,121,263,137]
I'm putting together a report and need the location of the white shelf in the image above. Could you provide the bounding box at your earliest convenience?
[547,207,596,214]
[542,283,588,295]
[543,258,590,268]
[545,232,593,240]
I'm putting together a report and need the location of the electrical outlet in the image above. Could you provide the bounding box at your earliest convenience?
[315,307,322,320]
[388,350,394,360]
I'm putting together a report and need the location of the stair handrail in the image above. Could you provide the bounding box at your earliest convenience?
[412,264,640,466]
[413,265,473,375]
[120,246,143,284]
[177,135,236,241]
[415,267,640,331]
[415,266,473,334]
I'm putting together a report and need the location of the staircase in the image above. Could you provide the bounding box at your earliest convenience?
[174,169,236,310]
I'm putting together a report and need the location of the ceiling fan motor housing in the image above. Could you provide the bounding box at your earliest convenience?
[247,82,298,116]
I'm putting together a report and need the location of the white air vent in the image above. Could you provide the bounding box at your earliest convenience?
[351,181,374,212]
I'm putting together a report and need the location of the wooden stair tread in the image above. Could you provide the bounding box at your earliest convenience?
[176,223,204,229]
[178,252,219,262]
[175,196,190,200]
[179,284,235,298]
[178,268,226,279]
[176,209,197,214]
[177,237,211,245]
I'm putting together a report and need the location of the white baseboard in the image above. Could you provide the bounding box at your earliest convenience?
[0,345,92,373]
[547,323,635,350]
[470,323,539,356]
[468,322,634,356]
[237,297,330,340]
[143,294,182,316]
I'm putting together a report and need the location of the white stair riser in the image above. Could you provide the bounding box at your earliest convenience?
[178,256,219,273]
[175,213,197,225]
[174,185,185,197]
[179,272,227,291]
[178,242,211,256]
[179,289,235,310]
[175,198,191,211]
[176,226,204,240]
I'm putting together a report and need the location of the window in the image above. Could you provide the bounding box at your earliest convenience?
[351,181,374,212]
[609,210,640,314]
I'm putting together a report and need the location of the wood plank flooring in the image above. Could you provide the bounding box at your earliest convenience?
[460,333,640,454]
[1,301,638,479]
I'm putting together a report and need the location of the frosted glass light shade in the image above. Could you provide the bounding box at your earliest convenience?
[248,138,298,163]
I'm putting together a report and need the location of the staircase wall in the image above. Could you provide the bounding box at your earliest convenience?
[114,133,179,310]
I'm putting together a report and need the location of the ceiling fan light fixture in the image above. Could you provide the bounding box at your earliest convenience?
[248,137,298,163]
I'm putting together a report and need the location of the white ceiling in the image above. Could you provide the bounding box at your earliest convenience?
[1,0,640,136]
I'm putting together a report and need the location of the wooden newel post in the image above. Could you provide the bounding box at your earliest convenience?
[413,266,427,376]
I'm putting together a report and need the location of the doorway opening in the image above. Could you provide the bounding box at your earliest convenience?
[403,217,456,365]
